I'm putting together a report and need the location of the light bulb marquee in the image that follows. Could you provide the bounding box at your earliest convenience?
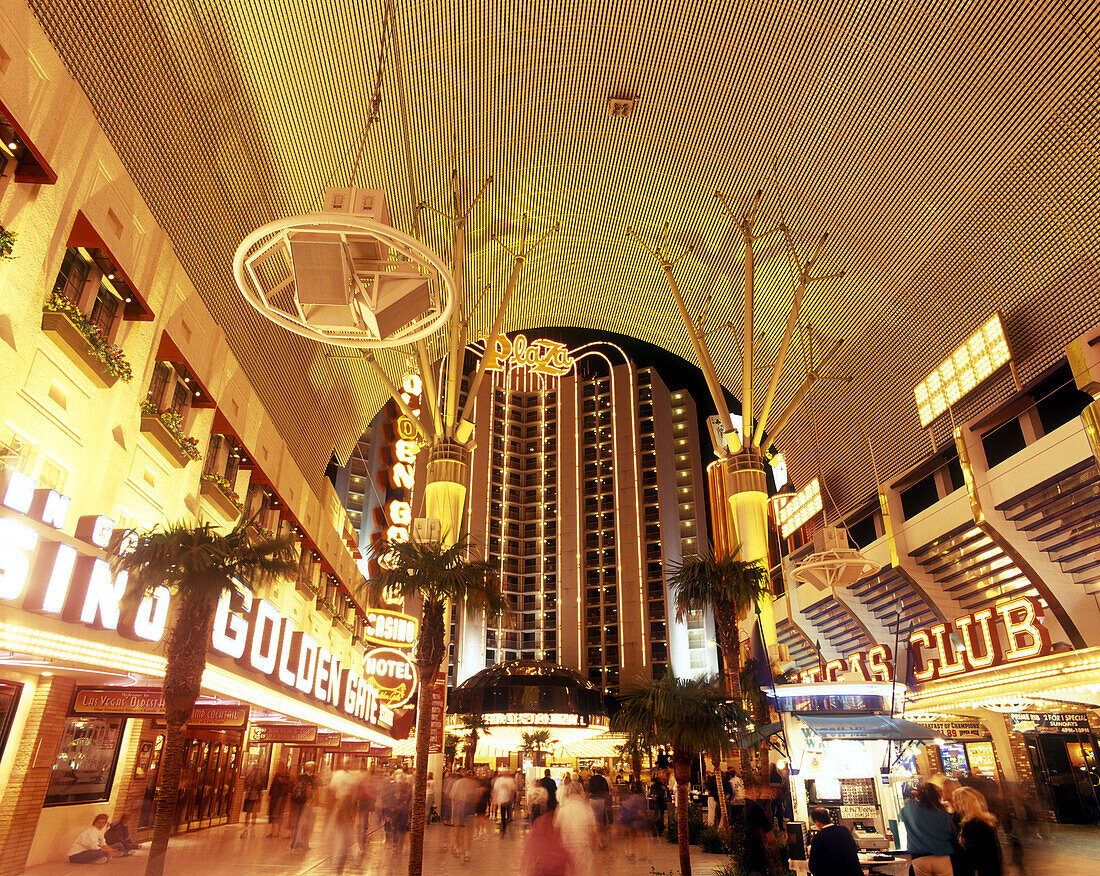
[776,478,822,539]
[915,314,1011,428]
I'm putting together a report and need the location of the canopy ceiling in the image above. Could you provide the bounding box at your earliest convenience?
[27,0,1100,513]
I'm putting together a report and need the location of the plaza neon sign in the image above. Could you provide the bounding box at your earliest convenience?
[482,335,575,377]
[363,608,418,648]
[793,596,1053,685]
[0,469,397,736]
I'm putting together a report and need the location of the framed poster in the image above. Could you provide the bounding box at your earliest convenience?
[44,716,126,806]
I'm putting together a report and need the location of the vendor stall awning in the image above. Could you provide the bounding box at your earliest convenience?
[798,714,942,741]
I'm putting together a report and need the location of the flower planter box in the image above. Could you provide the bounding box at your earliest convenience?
[41,311,118,389]
[140,414,189,469]
[295,574,317,597]
[315,599,335,621]
[200,478,242,521]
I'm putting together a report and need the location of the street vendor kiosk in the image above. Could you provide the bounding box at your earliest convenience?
[771,681,942,869]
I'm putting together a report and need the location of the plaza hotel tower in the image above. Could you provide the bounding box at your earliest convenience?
[341,334,719,694]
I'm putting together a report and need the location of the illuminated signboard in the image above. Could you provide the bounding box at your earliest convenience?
[794,596,1053,684]
[776,478,822,539]
[71,687,249,727]
[915,314,1011,428]
[482,335,574,377]
[362,647,418,708]
[363,608,418,649]
[481,712,608,728]
[370,372,422,605]
[0,469,396,737]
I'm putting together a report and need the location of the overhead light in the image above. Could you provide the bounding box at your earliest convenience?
[6,141,16,150]
[914,314,1010,428]
[776,478,822,539]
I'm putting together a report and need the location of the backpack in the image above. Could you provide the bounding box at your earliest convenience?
[290,774,312,804]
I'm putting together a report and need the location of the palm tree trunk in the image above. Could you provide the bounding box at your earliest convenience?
[407,657,440,876]
[145,722,185,876]
[673,750,693,876]
[714,600,754,781]
[408,599,447,876]
[145,591,218,876]
[711,750,730,836]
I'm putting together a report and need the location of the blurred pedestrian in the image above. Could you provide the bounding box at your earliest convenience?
[952,787,1002,876]
[266,769,292,837]
[288,761,317,850]
[240,764,266,836]
[619,781,650,861]
[540,769,559,812]
[450,769,478,863]
[900,782,957,876]
[586,767,611,847]
[556,791,597,876]
[521,811,574,876]
[493,769,518,835]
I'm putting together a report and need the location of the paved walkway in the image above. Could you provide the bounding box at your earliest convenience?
[21,817,729,875]
[20,818,1100,875]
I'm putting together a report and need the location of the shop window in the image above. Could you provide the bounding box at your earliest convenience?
[900,473,939,519]
[0,682,22,764]
[44,716,126,806]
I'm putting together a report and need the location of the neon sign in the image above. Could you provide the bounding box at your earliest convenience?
[0,469,396,736]
[363,608,418,649]
[482,335,574,377]
[794,596,1053,685]
[371,372,422,603]
[362,647,418,708]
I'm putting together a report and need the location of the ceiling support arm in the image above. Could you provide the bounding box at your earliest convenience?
[751,226,836,448]
[415,338,443,437]
[458,217,559,428]
[739,190,763,443]
[629,224,737,451]
[761,336,845,455]
[365,353,434,442]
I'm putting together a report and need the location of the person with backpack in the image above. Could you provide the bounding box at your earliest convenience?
[288,761,317,850]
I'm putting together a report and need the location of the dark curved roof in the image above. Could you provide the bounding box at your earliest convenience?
[448,660,606,718]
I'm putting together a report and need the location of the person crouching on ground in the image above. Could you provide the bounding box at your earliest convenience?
[105,812,142,855]
[68,813,115,864]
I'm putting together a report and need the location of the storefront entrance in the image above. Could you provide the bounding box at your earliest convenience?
[1026,733,1100,824]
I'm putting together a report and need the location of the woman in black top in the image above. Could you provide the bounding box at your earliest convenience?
[952,787,1002,876]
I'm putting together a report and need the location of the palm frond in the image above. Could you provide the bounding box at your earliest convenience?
[667,544,771,622]
[109,515,299,610]
[611,673,743,760]
[362,537,507,619]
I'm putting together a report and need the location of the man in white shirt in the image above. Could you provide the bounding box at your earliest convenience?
[68,813,112,864]
[491,770,518,835]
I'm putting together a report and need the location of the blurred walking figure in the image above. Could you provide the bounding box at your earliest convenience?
[527,775,549,822]
[493,769,518,835]
[358,767,380,851]
[450,769,479,863]
[556,792,597,876]
[240,765,266,836]
[586,767,611,847]
[382,769,413,851]
[559,773,580,801]
[619,781,651,862]
[474,772,492,837]
[521,812,575,876]
[952,787,1003,876]
[329,792,358,874]
[540,769,559,812]
[266,769,292,838]
[648,772,668,834]
[288,761,316,850]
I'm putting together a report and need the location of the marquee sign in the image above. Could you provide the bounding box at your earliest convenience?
[71,687,249,727]
[363,608,417,649]
[482,335,574,377]
[481,712,609,728]
[793,596,1052,685]
[371,372,421,605]
[362,647,418,708]
[0,469,399,739]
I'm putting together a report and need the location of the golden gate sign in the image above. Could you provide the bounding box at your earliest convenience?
[483,335,574,377]
[794,596,1053,685]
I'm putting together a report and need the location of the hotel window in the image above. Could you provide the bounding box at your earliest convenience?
[51,247,143,341]
[37,455,68,493]
[54,249,90,304]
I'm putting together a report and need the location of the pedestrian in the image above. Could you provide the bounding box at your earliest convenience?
[105,812,141,855]
[705,769,722,827]
[742,777,780,876]
[619,781,650,861]
[586,767,611,846]
[493,769,518,835]
[539,768,559,812]
[555,791,597,876]
[240,764,266,837]
[900,782,957,876]
[67,813,115,864]
[648,772,667,834]
[808,808,861,876]
[288,761,317,850]
[952,787,1002,876]
[521,809,574,876]
[450,769,477,863]
[267,769,292,837]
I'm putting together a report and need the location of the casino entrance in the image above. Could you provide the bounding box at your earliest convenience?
[137,726,244,834]
[1025,731,1100,824]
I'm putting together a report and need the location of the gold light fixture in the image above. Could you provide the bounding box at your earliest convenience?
[915,314,1011,428]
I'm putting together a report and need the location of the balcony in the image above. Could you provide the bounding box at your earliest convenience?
[140,412,194,469]
[199,476,242,522]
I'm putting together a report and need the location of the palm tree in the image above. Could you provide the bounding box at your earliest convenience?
[109,518,298,876]
[521,729,556,766]
[459,713,490,769]
[668,545,770,779]
[615,732,649,782]
[611,675,740,876]
[364,538,505,876]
